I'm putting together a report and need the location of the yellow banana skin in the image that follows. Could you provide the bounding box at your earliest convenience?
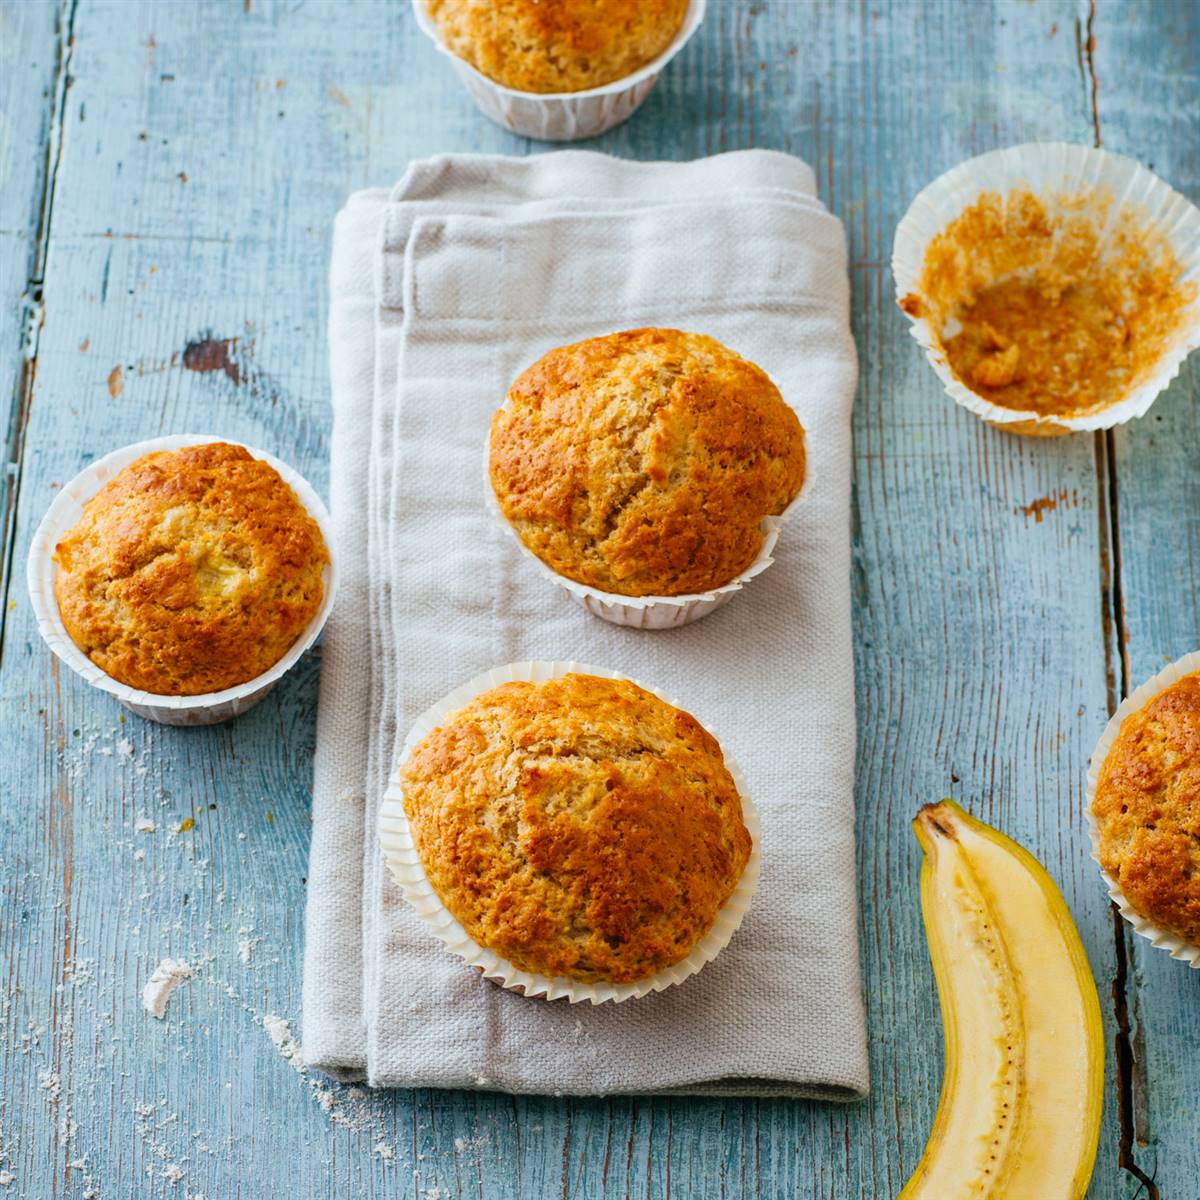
[900,801,1104,1200]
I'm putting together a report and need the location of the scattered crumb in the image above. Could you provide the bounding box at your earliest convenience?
[134,849,146,862]
[262,1014,304,1072]
[163,1163,185,1183]
[373,1142,394,1161]
[38,1070,61,1102]
[142,959,193,1019]
[236,928,261,965]
[135,817,156,833]
[69,958,97,987]
[116,738,134,758]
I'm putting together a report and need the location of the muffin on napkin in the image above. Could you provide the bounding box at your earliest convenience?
[399,672,753,988]
[488,328,806,599]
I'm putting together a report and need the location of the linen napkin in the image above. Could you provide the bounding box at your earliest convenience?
[304,151,868,1098]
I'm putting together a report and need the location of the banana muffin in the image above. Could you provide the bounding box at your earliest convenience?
[1091,670,1200,947]
[400,673,752,985]
[53,442,329,695]
[425,0,689,94]
[488,329,806,598]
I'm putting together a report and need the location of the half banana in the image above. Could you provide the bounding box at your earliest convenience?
[901,801,1104,1200]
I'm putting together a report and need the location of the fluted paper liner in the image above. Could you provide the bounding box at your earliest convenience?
[893,142,1200,435]
[1086,649,1200,968]
[378,660,761,1003]
[411,0,705,143]
[27,434,338,726]
[483,432,796,630]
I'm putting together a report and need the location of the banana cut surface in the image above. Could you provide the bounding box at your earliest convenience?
[901,801,1104,1200]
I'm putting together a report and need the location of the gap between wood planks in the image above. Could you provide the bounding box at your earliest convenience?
[1080,1,1159,1196]
[0,0,79,668]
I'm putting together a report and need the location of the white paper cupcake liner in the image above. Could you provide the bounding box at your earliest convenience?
[483,432,794,629]
[893,142,1200,435]
[1085,649,1200,968]
[378,659,761,1003]
[26,434,338,727]
[411,0,705,143]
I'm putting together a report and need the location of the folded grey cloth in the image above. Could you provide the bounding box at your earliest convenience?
[304,150,868,1099]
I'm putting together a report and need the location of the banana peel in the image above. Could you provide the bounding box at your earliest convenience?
[901,800,1104,1199]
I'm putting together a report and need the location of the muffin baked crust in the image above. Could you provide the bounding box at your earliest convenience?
[400,673,752,985]
[53,442,328,696]
[1092,670,1200,947]
[488,329,806,597]
[426,0,689,94]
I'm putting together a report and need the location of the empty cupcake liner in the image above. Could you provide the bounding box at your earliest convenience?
[26,434,338,727]
[483,431,795,629]
[1085,649,1200,968]
[411,0,705,143]
[893,142,1200,435]
[378,659,761,1003]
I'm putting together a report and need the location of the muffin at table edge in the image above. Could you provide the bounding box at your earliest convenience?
[400,673,752,985]
[426,0,689,94]
[489,328,806,598]
[1091,669,1200,947]
[53,442,329,696]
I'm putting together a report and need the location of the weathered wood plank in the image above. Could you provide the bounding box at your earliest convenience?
[829,1,1129,1194]
[0,0,67,626]
[0,0,1194,1197]
[0,0,71,1191]
[1093,0,1200,1196]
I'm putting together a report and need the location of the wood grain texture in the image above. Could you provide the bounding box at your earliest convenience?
[1094,2,1200,1197]
[0,0,67,650]
[0,0,1195,1197]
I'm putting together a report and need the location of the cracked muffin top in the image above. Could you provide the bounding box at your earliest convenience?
[53,442,328,696]
[400,673,752,985]
[1092,669,1200,947]
[426,0,689,94]
[488,329,806,598]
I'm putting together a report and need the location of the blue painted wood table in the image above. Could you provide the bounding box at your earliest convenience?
[1,1,1197,1196]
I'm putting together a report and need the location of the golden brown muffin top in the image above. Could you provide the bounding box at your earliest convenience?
[1092,670,1200,947]
[488,329,806,598]
[401,673,752,985]
[53,442,329,696]
[426,0,689,94]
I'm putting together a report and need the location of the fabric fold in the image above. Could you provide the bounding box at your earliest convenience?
[305,150,868,1099]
